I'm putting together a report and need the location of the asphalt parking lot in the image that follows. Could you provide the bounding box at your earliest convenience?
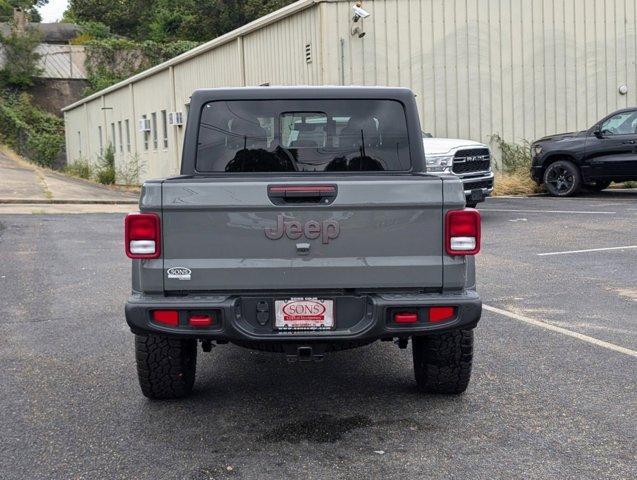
[1,192,635,479]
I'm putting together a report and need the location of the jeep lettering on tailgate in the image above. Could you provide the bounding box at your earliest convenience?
[264,214,340,244]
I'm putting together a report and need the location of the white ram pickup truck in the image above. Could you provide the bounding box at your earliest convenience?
[423,134,494,207]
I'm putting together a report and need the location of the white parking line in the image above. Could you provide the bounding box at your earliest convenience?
[537,245,637,256]
[483,304,637,358]
[480,208,616,214]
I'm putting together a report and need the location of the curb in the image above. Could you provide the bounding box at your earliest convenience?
[44,169,142,195]
[0,199,138,205]
[490,193,548,198]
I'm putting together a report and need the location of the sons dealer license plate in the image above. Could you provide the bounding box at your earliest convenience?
[274,298,334,330]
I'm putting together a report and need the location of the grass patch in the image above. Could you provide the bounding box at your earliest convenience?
[490,134,543,196]
[493,173,540,196]
[64,158,92,179]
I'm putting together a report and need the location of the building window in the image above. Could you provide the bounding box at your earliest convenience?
[118,121,123,153]
[110,122,116,150]
[161,110,168,149]
[142,115,148,150]
[125,119,131,152]
[77,131,82,157]
[151,112,158,149]
[98,126,103,156]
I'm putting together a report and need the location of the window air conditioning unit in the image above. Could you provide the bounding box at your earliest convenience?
[168,111,184,126]
[138,118,151,132]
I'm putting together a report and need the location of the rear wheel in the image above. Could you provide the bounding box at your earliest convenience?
[585,180,612,192]
[135,334,197,399]
[412,330,473,394]
[543,160,582,196]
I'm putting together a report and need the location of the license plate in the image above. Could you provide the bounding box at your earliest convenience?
[471,189,484,201]
[275,298,334,330]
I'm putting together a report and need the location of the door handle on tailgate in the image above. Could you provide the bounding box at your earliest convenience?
[268,184,338,205]
[622,140,636,145]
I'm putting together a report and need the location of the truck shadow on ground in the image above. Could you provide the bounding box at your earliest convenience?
[582,189,637,198]
[135,342,456,446]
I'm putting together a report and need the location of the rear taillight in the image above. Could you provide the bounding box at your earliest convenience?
[428,306,455,322]
[445,209,481,255]
[188,314,213,327]
[394,312,418,323]
[125,212,160,259]
[152,310,178,327]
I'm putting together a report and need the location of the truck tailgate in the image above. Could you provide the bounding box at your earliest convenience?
[161,176,443,291]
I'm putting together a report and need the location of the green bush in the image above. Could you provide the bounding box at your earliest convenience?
[64,158,92,179]
[83,38,198,94]
[78,21,112,40]
[489,134,532,174]
[489,134,542,196]
[96,144,116,184]
[0,26,42,88]
[0,91,64,167]
[117,152,144,185]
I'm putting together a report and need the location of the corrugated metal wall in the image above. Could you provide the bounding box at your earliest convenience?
[64,0,637,180]
[243,7,322,85]
[172,41,243,164]
[324,0,637,144]
[63,3,319,181]
[129,70,174,178]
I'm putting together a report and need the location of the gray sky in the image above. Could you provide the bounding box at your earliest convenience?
[38,0,69,23]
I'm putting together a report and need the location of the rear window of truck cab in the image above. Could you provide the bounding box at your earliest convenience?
[195,99,411,172]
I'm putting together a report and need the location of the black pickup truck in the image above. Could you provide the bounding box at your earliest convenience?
[531,108,637,196]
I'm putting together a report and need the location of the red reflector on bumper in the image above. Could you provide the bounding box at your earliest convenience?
[188,314,213,327]
[429,307,455,323]
[394,312,418,324]
[152,310,179,326]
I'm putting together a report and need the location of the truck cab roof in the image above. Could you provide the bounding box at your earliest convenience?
[190,86,416,100]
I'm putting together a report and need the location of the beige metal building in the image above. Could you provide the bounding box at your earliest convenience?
[62,0,637,182]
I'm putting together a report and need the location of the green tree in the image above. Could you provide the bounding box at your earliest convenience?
[65,0,295,42]
[0,25,42,88]
[0,91,64,167]
[65,0,153,37]
[77,20,112,39]
[0,1,48,23]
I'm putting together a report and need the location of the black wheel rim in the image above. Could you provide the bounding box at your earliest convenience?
[546,166,574,193]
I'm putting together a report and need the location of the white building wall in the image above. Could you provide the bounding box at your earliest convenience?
[63,0,637,181]
[100,86,135,176]
[172,41,243,165]
[85,97,104,164]
[130,70,174,179]
[322,0,637,145]
[63,107,85,162]
[243,7,322,86]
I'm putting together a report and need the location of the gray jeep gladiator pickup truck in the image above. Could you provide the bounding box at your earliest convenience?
[125,87,482,399]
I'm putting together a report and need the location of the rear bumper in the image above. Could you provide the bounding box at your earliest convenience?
[125,290,482,344]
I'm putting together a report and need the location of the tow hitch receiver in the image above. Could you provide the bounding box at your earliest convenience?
[286,345,325,363]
